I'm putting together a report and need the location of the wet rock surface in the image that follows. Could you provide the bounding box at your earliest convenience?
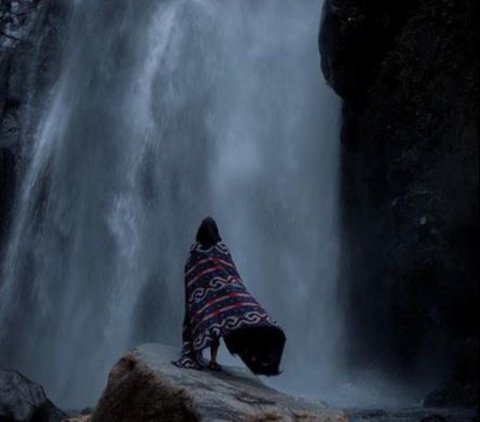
[345,406,477,422]
[0,368,66,422]
[319,0,478,405]
[0,0,64,253]
[91,343,346,422]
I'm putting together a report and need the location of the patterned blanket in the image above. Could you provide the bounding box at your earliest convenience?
[173,242,286,375]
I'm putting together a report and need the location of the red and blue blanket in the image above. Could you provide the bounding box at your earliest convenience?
[173,242,286,375]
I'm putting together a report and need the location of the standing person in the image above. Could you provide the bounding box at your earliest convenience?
[173,216,286,374]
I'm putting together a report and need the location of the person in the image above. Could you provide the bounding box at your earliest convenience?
[172,216,286,374]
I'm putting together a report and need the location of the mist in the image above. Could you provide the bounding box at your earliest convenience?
[0,0,342,408]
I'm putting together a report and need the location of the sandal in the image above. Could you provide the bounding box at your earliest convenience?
[207,361,222,371]
[171,358,204,371]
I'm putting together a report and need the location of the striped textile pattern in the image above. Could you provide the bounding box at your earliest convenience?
[173,242,281,370]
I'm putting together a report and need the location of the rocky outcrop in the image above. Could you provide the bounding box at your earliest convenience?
[319,0,478,406]
[423,338,479,408]
[90,343,346,422]
[0,0,64,255]
[346,407,477,422]
[0,368,66,421]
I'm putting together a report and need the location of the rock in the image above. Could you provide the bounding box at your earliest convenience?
[319,0,415,102]
[0,368,66,421]
[0,0,64,258]
[424,381,479,409]
[419,416,447,422]
[80,407,94,415]
[319,0,478,389]
[91,343,346,422]
[423,338,479,408]
[346,407,477,422]
[0,146,16,246]
[65,407,94,422]
[67,416,92,422]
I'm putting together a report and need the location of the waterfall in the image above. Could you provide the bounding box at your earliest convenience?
[0,0,340,408]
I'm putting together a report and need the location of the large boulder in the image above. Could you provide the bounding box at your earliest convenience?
[0,368,65,421]
[90,343,346,422]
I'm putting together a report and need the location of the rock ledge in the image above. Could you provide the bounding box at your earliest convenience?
[90,343,346,422]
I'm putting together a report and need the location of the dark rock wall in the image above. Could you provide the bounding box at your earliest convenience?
[320,0,478,398]
[0,0,64,256]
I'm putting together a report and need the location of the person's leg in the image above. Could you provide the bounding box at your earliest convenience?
[209,338,220,369]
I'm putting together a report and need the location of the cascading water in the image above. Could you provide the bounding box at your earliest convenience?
[0,0,340,408]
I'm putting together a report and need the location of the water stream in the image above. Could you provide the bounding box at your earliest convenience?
[0,0,341,407]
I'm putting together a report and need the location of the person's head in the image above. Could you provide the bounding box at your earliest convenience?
[196,216,221,247]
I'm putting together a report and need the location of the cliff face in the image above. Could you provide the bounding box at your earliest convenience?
[320,0,478,401]
[0,0,63,254]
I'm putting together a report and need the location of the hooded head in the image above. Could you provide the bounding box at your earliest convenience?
[196,216,221,247]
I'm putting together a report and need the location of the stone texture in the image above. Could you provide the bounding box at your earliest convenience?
[91,343,347,422]
[0,0,64,255]
[346,407,477,422]
[319,0,479,403]
[67,416,92,422]
[0,368,66,422]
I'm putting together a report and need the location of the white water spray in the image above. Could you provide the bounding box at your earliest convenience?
[0,0,340,407]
